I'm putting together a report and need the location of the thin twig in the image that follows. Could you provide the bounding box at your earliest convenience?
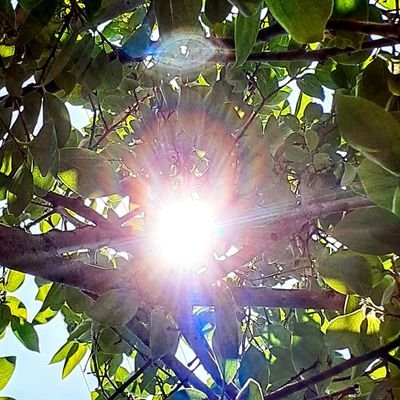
[264,336,400,400]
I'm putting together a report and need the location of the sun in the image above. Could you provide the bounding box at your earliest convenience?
[155,199,217,269]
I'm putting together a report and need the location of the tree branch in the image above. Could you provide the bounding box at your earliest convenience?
[264,336,400,400]
[42,192,107,226]
[254,20,400,45]
[195,288,345,310]
[218,38,397,64]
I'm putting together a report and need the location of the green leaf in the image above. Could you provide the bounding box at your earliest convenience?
[50,341,74,364]
[155,0,202,36]
[304,129,319,152]
[227,0,262,16]
[283,145,308,163]
[150,309,179,360]
[87,288,139,326]
[17,0,58,45]
[4,64,25,97]
[45,33,78,85]
[205,0,231,23]
[333,0,368,19]
[213,285,240,361]
[0,45,14,57]
[7,165,33,217]
[291,323,327,374]
[6,296,27,320]
[30,120,57,177]
[11,90,42,140]
[168,389,208,399]
[358,57,391,108]
[58,148,119,198]
[62,342,87,379]
[325,309,364,350]
[318,250,375,295]
[11,316,40,352]
[32,164,55,193]
[44,93,72,148]
[102,58,123,90]
[236,378,263,400]
[0,356,16,390]
[5,270,25,292]
[234,6,261,66]
[336,94,400,175]
[83,49,109,91]
[0,305,11,335]
[63,286,93,314]
[358,159,400,215]
[98,327,131,354]
[238,346,269,392]
[303,102,323,123]
[33,283,65,325]
[297,74,324,100]
[334,207,400,255]
[0,105,12,137]
[341,163,357,187]
[264,0,333,43]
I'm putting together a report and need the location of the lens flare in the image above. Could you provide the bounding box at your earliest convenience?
[155,200,216,269]
[153,32,218,72]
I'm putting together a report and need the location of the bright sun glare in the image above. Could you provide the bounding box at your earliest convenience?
[155,200,216,269]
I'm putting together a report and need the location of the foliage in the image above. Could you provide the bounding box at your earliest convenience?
[1,0,400,399]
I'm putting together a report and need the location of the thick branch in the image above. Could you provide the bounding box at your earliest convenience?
[264,336,400,400]
[0,196,372,304]
[196,288,345,310]
[43,192,107,226]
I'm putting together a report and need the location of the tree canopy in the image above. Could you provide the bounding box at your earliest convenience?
[1,0,400,399]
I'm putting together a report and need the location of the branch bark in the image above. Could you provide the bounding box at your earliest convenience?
[0,196,371,305]
[264,336,400,400]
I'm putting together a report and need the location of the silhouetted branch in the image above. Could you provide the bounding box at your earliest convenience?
[264,336,400,400]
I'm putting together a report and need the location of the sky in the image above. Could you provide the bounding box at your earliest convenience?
[1,276,94,399]
[1,105,95,400]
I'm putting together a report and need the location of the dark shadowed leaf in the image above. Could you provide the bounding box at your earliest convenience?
[30,120,57,177]
[87,288,139,326]
[297,74,324,100]
[336,94,400,175]
[17,0,57,45]
[205,0,231,23]
[7,165,33,217]
[150,309,179,360]
[58,148,119,198]
[155,0,202,36]
[235,6,261,66]
[291,323,327,375]
[358,159,400,215]
[0,305,11,335]
[334,207,400,255]
[44,93,71,148]
[236,378,263,400]
[265,0,333,43]
[238,345,269,391]
[227,0,262,16]
[318,250,375,295]
[213,285,240,362]
[63,286,93,314]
